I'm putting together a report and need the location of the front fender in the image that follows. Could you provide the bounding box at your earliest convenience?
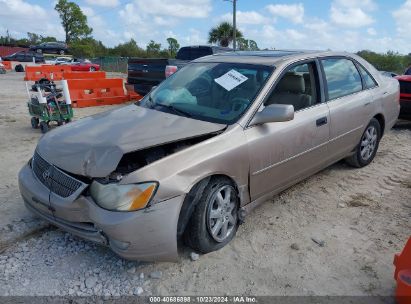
[120,125,251,206]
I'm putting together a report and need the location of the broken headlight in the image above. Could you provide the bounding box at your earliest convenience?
[89,181,158,212]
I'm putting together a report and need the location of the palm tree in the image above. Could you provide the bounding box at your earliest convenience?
[208,22,243,47]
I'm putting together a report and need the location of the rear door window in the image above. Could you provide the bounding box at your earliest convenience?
[357,64,378,89]
[321,58,363,100]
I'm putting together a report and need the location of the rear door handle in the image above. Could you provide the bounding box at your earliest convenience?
[316,117,328,127]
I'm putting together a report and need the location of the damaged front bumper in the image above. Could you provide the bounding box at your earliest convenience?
[18,164,184,261]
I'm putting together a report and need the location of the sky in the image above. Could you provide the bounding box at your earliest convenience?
[0,0,410,54]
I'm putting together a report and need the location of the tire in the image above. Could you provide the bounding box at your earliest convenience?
[15,64,24,72]
[57,120,63,126]
[39,121,49,134]
[184,177,239,253]
[346,118,381,168]
[31,117,39,129]
[89,67,96,72]
[37,49,42,54]
[59,50,65,55]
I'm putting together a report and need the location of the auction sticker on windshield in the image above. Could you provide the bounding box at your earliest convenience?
[214,69,248,91]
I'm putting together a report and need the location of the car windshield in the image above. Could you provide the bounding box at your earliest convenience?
[139,62,273,124]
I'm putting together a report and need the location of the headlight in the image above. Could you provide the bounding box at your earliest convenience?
[90,181,158,212]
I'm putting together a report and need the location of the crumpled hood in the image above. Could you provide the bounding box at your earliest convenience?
[37,105,225,177]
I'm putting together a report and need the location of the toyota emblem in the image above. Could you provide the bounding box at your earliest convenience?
[42,169,51,180]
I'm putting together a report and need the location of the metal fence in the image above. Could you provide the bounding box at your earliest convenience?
[92,57,128,73]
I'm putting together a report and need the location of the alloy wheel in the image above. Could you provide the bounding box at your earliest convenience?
[360,125,378,161]
[206,185,238,243]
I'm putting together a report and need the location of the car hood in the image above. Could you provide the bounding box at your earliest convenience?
[37,105,226,177]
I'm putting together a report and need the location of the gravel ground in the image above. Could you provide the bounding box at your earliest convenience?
[0,71,410,297]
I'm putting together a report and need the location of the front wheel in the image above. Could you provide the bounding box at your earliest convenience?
[184,177,239,253]
[59,50,65,55]
[346,118,381,168]
[89,66,96,72]
[39,121,49,133]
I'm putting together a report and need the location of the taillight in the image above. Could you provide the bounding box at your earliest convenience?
[165,65,178,78]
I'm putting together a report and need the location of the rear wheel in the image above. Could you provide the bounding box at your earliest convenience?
[184,177,239,253]
[30,117,39,129]
[346,118,381,168]
[59,50,65,55]
[39,121,49,133]
[89,66,96,72]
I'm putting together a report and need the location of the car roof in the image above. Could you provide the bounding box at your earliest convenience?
[193,50,350,66]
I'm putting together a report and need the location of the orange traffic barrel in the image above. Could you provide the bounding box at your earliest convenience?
[397,269,411,304]
[395,237,411,304]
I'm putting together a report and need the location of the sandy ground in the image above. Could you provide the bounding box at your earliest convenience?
[0,71,410,297]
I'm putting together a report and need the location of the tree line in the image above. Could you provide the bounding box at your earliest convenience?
[357,50,411,74]
[1,0,260,59]
[0,0,409,73]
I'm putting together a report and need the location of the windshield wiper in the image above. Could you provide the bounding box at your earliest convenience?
[146,94,193,118]
[156,103,193,118]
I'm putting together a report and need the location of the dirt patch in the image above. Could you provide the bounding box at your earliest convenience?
[346,194,376,207]
[400,179,411,189]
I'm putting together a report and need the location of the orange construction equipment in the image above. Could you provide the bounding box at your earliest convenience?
[1,61,12,70]
[24,65,71,81]
[63,71,106,80]
[67,78,142,108]
[394,237,411,304]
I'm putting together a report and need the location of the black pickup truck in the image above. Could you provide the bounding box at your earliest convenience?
[127,45,232,95]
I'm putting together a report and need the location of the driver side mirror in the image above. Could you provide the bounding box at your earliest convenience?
[249,104,294,126]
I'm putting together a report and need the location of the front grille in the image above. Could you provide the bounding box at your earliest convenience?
[32,151,83,198]
[399,80,411,94]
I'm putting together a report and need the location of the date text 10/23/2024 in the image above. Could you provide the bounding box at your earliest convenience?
[149,296,257,303]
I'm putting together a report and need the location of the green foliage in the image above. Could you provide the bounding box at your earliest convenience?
[208,22,243,47]
[0,32,58,47]
[109,39,143,57]
[27,32,57,45]
[237,38,259,51]
[167,37,180,57]
[248,40,259,51]
[357,50,411,74]
[146,40,161,55]
[69,38,107,58]
[55,0,92,43]
[27,32,40,45]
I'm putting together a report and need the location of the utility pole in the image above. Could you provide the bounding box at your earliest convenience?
[224,0,237,50]
[233,0,237,51]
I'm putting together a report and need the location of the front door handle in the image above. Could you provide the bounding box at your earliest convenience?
[316,117,328,127]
